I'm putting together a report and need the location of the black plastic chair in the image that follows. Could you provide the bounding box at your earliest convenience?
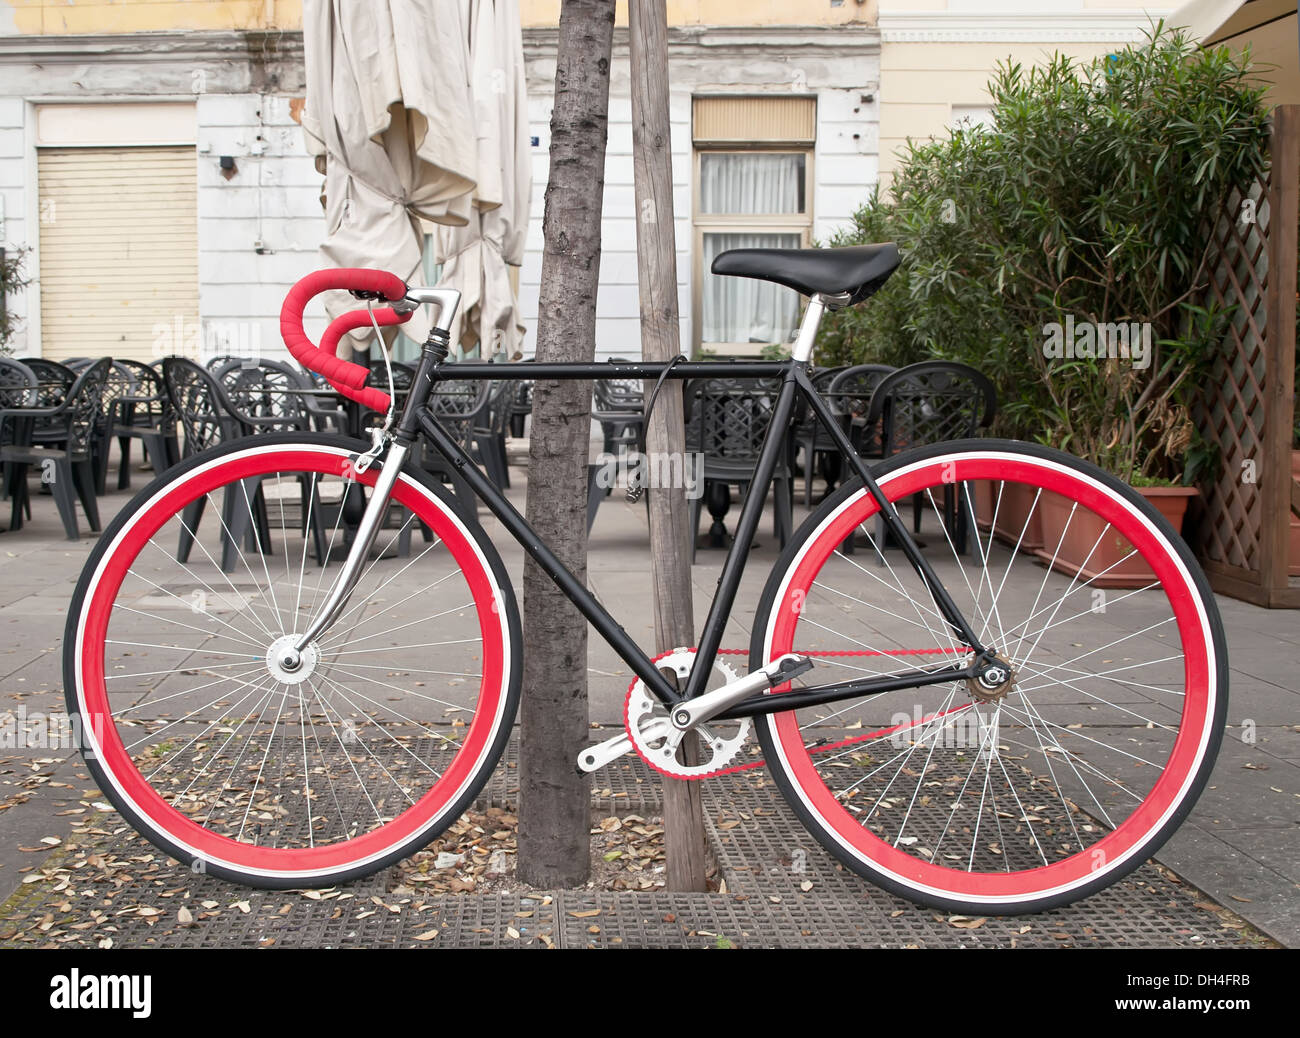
[213,358,317,435]
[0,359,38,520]
[471,379,513,489]
[17,358,77,448]
[0,358,109,539]
[419,377,492,525]
[114,358,180,486]
[509,364,534,438]
[684,377,792,561]
[793,364,847,505]
[858,361,998,557]
[164,357,273,570]
[592,360,644,456]
[71,360,140,495]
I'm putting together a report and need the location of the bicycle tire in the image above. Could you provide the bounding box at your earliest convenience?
[64,433,521,888]
[750,440,1228,914]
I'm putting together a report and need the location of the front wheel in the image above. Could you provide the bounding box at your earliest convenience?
[64,434,521,888]
[751,440,1227,914]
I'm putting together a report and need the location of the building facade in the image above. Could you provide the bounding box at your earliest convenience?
[0,0,1180,364]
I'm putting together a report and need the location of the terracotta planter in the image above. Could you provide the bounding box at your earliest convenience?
[1034,485,1198,589]
[972,479,1045,551]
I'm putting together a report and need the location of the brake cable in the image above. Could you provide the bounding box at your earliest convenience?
[350,299,398,475]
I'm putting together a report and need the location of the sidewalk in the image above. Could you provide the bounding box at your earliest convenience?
[0,450,1295,948]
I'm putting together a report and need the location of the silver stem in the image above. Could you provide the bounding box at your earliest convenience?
[291,441,410,654]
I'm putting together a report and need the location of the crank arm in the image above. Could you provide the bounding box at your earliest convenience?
[670,653,812,731]
[577,718,678,774]
[577,719,732,775]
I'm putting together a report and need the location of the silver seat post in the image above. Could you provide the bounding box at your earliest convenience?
[285,289,460,662]
[790,292,851,364]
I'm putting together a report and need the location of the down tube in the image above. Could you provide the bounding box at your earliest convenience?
[414,409,681,706]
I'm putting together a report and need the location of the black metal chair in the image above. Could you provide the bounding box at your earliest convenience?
[858,360,998,557]
[0,358,110,539]
[684,377,792,561]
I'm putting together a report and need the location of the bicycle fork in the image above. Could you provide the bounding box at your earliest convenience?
[275,288,460,678]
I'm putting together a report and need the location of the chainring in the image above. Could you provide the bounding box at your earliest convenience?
[624,648,751,780]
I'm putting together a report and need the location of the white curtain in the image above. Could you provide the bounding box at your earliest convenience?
[699,153,804,346]
[702,232,802,345]
[699,153,804,215]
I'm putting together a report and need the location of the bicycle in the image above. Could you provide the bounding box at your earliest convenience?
[63,245,1227,913]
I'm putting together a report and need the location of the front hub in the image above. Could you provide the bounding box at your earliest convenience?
[265,635,321,686]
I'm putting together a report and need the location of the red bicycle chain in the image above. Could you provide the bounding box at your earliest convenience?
[620,646,966,780]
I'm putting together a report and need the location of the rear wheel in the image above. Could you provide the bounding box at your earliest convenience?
[751,440,1227,913]
[65,434,520,888]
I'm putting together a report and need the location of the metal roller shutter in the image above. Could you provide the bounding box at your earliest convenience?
[37,145,198,363]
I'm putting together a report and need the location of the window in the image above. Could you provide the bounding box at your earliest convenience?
[693,96,814,357]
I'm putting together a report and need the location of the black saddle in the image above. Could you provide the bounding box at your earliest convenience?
[711,243,900,305]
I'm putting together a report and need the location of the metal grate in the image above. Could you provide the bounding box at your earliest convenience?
[0,742,1271,949]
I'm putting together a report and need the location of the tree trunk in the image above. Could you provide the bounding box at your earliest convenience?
[628,0,709,892]
[516,0,616,889]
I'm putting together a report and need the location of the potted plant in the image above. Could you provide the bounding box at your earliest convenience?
[818,27,1270,585]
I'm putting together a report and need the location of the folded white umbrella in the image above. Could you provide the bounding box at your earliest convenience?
[302,0,480,350]
[435,0,531,359]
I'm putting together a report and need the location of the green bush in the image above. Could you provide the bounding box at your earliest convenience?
[818,24,1270,484]
[0,246,28,356]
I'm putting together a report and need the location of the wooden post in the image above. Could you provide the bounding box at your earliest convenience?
[629,0,709,891]
[1260,104,1299,605]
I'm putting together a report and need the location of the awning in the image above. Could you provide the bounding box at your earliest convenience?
[1170,0,1299,104]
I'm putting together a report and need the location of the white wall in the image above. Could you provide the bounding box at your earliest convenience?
[519,27,882,359]
[0,95,28,353]
[0,27,882,364]
[196,92,327,362]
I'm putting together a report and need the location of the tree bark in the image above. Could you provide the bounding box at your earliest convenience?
[516,0,616,889]
[629,0,708,891]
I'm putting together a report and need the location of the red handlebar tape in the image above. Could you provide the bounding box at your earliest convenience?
[279,268,412,413]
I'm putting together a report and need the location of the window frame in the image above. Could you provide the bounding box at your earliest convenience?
[692,142,815,358]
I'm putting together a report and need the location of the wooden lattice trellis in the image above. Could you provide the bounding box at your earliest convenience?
[1193,105,1299,608]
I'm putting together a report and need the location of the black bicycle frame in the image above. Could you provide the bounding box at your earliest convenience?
[389,349,992,720]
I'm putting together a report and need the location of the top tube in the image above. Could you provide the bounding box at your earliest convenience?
[427,359,795,381]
